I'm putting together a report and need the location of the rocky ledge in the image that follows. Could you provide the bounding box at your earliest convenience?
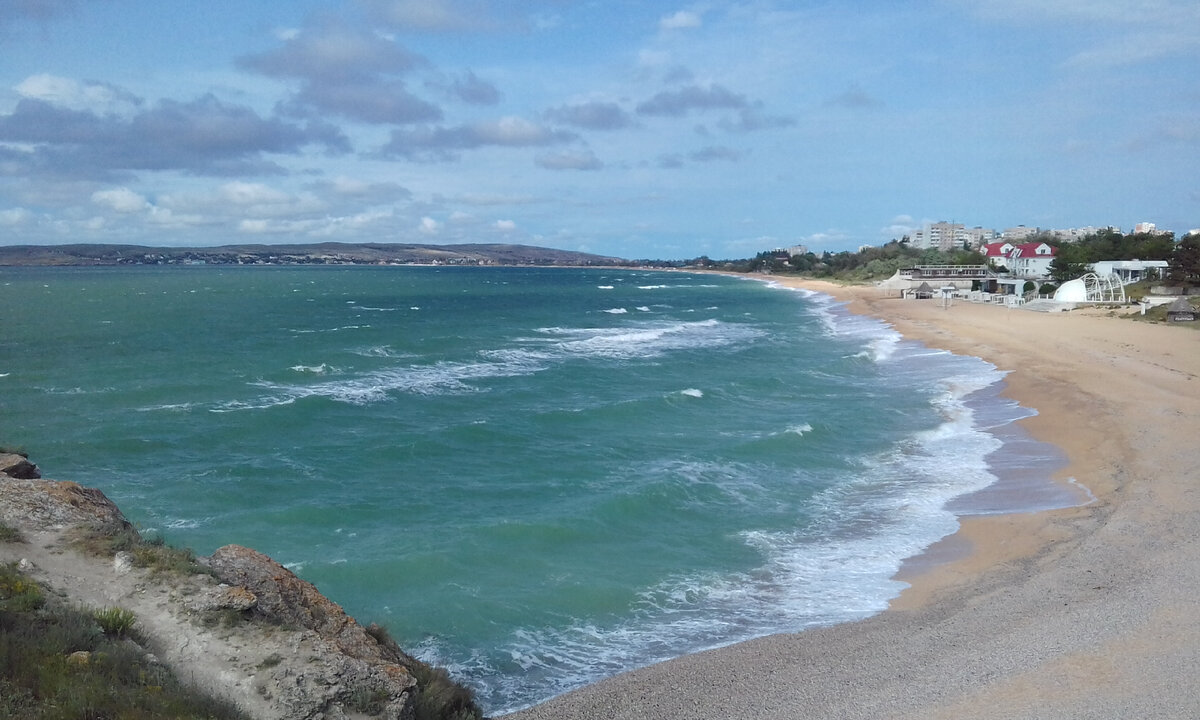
[0,453,481,720]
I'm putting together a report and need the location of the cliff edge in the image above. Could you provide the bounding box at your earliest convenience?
[0,453,481,720]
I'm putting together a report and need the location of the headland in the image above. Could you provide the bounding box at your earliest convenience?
[507,277,1200,719]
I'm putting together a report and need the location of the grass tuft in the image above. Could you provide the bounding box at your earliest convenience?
[71,522,214,577]
[94,606,137,638]
[0,522,24,544]
[0,563,249,719]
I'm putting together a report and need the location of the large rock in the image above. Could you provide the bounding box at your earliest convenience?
[207,544,421,719]
[0,475,128,531]
[0,453,41,479]
[208,544,402,665]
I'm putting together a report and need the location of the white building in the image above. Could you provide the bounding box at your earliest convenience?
[1006,241,1056,279]
[1001,226,1041,241]
[1047,226,1114,242]
[981,241,1016,268]
[1091,260,1169,284]
[910,222,996,251]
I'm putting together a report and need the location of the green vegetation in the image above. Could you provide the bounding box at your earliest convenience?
[1047,228,1176,283]
[0,522,24,544]
[71,521,213,577]
[364,623,483,720]
[0,562,248,720]
[94,606,138,638]
[732,240,986,280]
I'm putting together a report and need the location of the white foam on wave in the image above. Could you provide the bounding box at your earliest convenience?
[635,306,651,312]
[680,388,703,398]
[597,285,614,290]
[217,350,553,410]
[136,402,197,413]
[785,423,813,436]
[533,318,762,361]
[354,345,414,358]
[602,307,627,314]
[290,363,337,374]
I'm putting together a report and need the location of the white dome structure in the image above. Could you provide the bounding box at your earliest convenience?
[1053,273,1126,304]
[1053,278,1088,303]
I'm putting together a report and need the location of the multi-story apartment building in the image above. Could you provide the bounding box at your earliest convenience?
[910,222,996,251]
[1001,226,1041,241]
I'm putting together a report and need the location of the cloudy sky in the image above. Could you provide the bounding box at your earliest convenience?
[1,1,1197,259]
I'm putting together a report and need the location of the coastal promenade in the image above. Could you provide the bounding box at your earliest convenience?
[509,278,1200,719]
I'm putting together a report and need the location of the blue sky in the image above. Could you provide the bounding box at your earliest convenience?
[1,1,1197,259]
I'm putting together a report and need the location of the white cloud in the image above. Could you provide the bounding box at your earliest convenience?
[15,74,141,114]
[91,188,149,213]
[419,216,441,234]
[660,10,702,30]
[218,181,292,206]
[0,208,33,226]
[494,219,516,231]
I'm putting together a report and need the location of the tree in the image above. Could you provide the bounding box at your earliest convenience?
[1171,233,1200,283]
[1048,243,1089,283]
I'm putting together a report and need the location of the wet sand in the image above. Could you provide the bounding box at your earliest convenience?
[507,278,1200,719]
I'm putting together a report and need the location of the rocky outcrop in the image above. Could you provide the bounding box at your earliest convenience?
[1,452,42,479]
[0,466,481,720]
[207,544,421,717]
[0,473,128,530]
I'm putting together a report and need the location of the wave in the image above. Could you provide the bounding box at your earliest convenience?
[602,308,627,314]
[679,388,703,398]
[532,318,763,362]
[290,363,337,374]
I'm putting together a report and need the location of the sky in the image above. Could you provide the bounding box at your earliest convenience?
[1,1,1198,260]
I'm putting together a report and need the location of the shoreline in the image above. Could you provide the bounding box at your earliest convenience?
[509,276,1200,719]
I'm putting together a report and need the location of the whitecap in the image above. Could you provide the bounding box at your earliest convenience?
[785,423,813,436]
[602,308,627,314]
[290,363,335,374]
[597,285,615,290]
[635,306,651,312]
[680,388,703,398]
[136,402,196,413]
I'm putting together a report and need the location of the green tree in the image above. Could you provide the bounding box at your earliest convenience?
[1048,243,1089,283]
[1171,233,1200,283]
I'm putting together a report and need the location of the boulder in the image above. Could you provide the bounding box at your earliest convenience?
[0,453,40,479]
[0,475,128,531]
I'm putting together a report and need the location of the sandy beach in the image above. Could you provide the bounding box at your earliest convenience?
[508,278,1200,719]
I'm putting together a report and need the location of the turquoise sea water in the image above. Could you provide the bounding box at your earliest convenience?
[1,266,1065,712]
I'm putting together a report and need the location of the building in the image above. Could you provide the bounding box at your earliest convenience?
[1047,226,1114,242]
[1006,241,1056,279]
[1001,226,1041,241]
[787,244,809,257]
[981,241,1016,268]
[1091,260,1169,284]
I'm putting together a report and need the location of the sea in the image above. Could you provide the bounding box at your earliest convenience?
[0,265,1080,714]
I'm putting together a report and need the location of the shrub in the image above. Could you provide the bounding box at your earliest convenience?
[0,563,44,612]
[72,523,213,577]
[0,522,24,544]
[94,606,137,638]
[0,565,249,719]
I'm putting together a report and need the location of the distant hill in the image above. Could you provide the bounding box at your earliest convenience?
[0,242,630,267]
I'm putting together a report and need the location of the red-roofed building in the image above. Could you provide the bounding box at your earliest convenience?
[1006,241,1056,278]
[981,241,1015,268]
